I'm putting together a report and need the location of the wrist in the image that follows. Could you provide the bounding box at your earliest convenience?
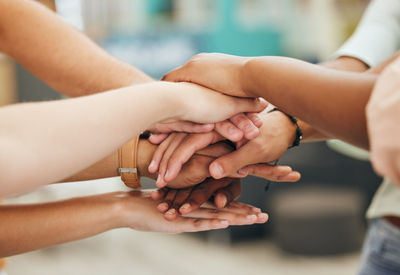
[241,58,263,98]
[267,110,297,148]
[137,139,157,179]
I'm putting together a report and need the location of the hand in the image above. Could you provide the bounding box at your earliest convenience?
[149,111,264,145]
[163,53,251,97]
[147,121,215,135]
[148,111,300,185]
[209,110,302,180]
[163,82,267,126]
[149,138,234,188]
[151,178,268,224]
[118,190,263,233]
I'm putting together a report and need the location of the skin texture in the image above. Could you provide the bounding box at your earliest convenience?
[0,139,267,257]
[149,110,302,181]
[164,53,378,149]
[0,0,268,257]
[0,0,269,197]
[65,139,266,221]
[0,190,266,257]
[0,0,263,147]
[0,81,267,197]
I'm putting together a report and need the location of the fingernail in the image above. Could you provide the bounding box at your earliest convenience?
[246,214,257,222]
[164,170,171,180]
[166,209,176,215]
[257,213,269,221]
[211,163,224,178]
[245,125,253,133]
[220,195,227,207]
[180,203,191,211]
[238,168,247,176]
[157,203,169,212]
[148,160,156,171]
[252,207,262,213]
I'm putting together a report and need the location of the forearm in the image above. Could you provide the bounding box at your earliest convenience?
[295,56,371,143]
[0,192,123,257]
[0,83,174,196]
[0,0,152,96]
[64,139,158,182]
[242,57,377,149]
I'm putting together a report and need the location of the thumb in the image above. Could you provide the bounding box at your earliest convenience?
[162,66,189,82]
[149,134,169,145]
[232,97,268,115]
[209,145,258,179]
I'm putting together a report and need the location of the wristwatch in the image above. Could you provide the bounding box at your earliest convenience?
[118,136,141,188]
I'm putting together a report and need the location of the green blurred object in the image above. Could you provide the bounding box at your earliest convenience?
[203,0,282,56]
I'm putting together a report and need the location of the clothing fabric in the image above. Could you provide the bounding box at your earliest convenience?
[333,0,400,219]
[334,0,400,67]
[358,218,400,275]
[367,57,400,185]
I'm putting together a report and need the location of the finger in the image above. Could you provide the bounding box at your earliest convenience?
[183,208,257,226]
[228,97,268,119]
[240,164,301,182]
[150,188,168,201]
[230,113,260,140]
[212,201,268,224]
[158,133,188,186]
[152,121,215,134]
[167,155,213,189]
[164,188,193,221]
[214,120,244,142]
[246,112,263,128]
[162,65,188,82]
[148,134,169,145]
[228,201,261,213]
[149,133,176,175]
[209,144,260,179]
[179,178,232,215]
[196,142,234,158]
[157,189,177,213]
[214,180,242,208]
[163,132,223,183]
[171,217,229,233]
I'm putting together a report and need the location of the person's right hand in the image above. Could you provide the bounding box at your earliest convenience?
[164,82,267,126]
[163,53,251,98]
[118,190,265,233]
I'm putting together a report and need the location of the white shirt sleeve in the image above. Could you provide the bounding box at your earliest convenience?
[333,0,400,67]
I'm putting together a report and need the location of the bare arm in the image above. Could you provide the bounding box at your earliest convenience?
[0,187,267,257]
[0,81,264,197]
[0,0,152,96]
[241,56,377,149]
[296,56,371,143]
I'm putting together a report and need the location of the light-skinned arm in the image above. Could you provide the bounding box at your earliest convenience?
[0,81,266,197]
[0,0,264,138]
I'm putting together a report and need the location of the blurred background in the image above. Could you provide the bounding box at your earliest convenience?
[0,0,382,274]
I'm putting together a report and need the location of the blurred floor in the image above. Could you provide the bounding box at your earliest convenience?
[5,179,361,275]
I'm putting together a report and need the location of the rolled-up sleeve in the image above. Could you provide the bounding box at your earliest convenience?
[333,0,400,67]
